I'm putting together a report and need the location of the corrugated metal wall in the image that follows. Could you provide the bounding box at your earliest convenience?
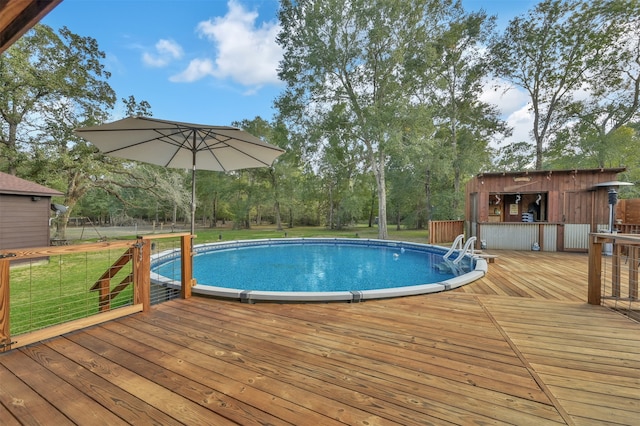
[480,224,540,251]
[542,224,557,252]
[478,223,600,252]
[563,224,591,250]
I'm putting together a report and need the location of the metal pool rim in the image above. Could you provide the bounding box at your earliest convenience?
[150,237,488,303]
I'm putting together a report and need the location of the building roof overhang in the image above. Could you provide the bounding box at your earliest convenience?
[476,167,627,179]
[1,0,63,54]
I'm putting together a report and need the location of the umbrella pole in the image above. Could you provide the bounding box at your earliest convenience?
[191,148,196,236]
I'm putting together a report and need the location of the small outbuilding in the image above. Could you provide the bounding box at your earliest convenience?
[465,168,627,252]
[0,172,63,250]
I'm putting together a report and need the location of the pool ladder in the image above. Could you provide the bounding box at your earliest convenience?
[443,234,476,265]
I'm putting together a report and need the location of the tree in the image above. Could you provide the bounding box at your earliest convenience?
[0,25,121,239]
[494,141,536,171]
[421,7,505,214]
[277,0,459,239]
[229,117,292,229]
[1,25,178,239]
[489,0,617,169]
[122,95,153,118]
[0,25,115,175]
[550,0,640,168]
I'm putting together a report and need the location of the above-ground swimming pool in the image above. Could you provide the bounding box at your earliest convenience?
[151,238,487,302]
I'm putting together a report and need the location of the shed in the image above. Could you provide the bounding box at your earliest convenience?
[0,172,63,250]
[465,168,626,252]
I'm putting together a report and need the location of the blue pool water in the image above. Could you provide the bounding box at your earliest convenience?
[154,239,473,293]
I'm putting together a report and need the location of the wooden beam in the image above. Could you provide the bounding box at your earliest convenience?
[90,248,133,291]
[0,0,63,54]
[10,304,142,350]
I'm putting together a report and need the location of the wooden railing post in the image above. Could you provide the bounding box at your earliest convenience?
[588,234,603,305]
[0,258,11,352]
[181,234,194,299]
[630,245,639,301]
[134,238,151,313]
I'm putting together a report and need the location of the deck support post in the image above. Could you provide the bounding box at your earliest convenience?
[588,234,603,305]
[181,234,194,299]
[0,258,10,352]
[134,237,151,313]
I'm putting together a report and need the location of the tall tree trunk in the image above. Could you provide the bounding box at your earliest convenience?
[210,194,217,228]
[453,163,461,213]
[449,82,461,214]
[328,183,334,229]
[533,103,544,170]
[275,200,282,231]
[368,189,375,227]
[373,153,388,239]
[5,121,19,175]
[53,199,78,240]
[425,167,432,223]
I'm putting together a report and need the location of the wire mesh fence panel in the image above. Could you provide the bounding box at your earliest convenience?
[600,242,640,322]
[9,248,134,335]
[149,237,183,305]
[1,234,192,352]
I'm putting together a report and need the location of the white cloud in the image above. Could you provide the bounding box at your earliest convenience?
[142,39,184,68]
[480,77,533,145]
[170,58,215,82]
[505,105,534,144]
[157,39,184,59]
[170,0,283,89]
[480,78,529,118]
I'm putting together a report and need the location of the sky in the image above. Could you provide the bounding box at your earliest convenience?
[41,0,539,143]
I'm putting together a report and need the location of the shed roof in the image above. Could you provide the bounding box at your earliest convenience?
[0,172,63,196]
[476,167,626,178]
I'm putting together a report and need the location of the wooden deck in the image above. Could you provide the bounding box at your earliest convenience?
[1,251,639,425]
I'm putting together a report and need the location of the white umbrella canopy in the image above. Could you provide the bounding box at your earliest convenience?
[75,116,285,234]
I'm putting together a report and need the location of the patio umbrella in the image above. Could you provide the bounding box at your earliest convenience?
[75,116,285,234]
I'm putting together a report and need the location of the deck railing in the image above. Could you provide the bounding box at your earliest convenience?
[428,220,464,244]
[0,233,193,352]
[588,232,640,321]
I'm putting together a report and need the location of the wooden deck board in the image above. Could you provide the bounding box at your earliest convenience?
[0,361,74,425]
[0,346,128,426]
[20,342,185,425]
[1,251,639,425]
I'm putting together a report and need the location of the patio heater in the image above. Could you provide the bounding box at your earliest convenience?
[594,181,634,233]
[608,188,617,233]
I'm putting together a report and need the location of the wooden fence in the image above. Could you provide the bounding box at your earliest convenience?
[0,233,193,352]
[617,199,640,224]
[615,223,640,234]
[428,220,464,244]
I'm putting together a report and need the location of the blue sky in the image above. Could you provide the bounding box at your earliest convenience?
[41,0,538,141]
